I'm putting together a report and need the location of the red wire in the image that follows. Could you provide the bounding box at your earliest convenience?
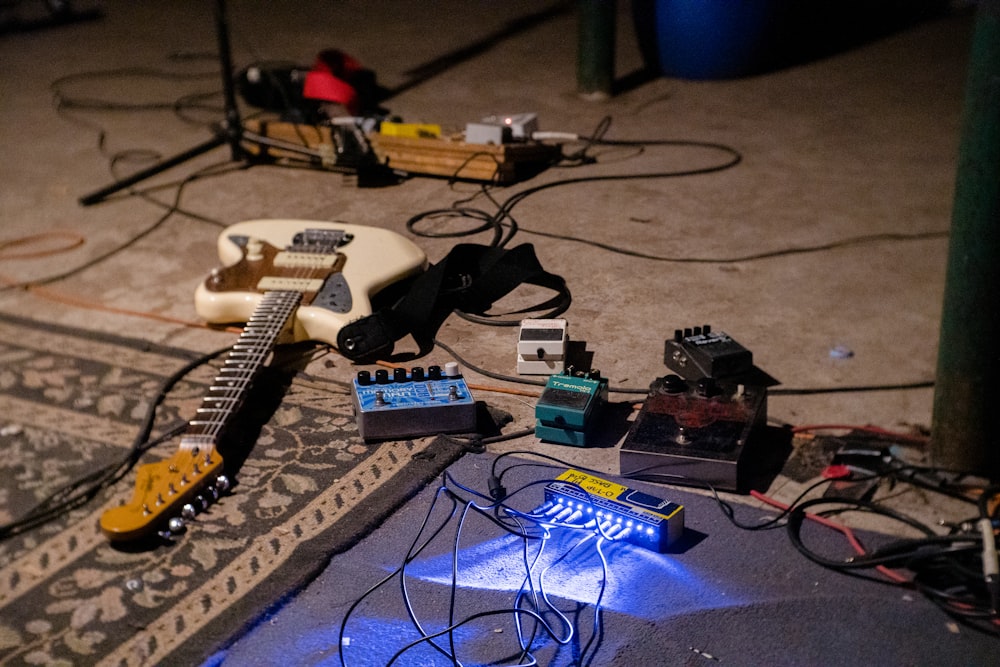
[749,489,911,585]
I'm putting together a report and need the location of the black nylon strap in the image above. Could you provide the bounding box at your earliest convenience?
[337,243,569,362]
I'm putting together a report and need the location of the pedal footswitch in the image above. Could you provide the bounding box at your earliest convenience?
[352,362,477,441]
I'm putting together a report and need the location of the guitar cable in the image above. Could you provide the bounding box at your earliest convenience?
[0,345,230,541]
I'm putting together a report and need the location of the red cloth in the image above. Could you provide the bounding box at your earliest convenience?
[302,49,364,114]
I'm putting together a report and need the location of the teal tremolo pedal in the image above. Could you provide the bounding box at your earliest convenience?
[352,362,477,441]
[535,370,608,446]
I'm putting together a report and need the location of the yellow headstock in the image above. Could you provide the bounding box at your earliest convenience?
[100,445,227,543]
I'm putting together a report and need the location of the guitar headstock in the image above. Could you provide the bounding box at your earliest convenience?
[100,444,229,543]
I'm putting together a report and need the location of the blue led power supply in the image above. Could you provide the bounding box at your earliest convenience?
[540,469,684,553]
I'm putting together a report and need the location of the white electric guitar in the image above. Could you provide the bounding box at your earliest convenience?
[99,219,427,543]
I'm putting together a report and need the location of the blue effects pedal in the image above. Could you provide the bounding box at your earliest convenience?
[351,362,477,441]
[539,469,684,553]
[534,371,608,446]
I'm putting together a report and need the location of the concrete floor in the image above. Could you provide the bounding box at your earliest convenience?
[0,1,978,524]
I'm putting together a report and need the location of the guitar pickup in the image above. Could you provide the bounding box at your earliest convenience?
[257,277,326,292]
[273,251,341,269]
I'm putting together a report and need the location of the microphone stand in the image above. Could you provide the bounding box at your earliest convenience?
[79,0,248,206]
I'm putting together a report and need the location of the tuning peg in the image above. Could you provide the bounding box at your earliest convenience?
[215,476,231,493]
[181,503,197,520]
[167,517,186,534]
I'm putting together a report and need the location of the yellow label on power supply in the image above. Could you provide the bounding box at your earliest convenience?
[555,469,683,521]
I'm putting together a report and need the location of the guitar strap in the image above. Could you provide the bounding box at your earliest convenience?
[336,243,570,362]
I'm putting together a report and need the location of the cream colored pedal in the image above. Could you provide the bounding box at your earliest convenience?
[517,318,567,375]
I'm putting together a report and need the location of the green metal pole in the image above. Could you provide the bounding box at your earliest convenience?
[577,0,616,99]
[930,0,1000,478]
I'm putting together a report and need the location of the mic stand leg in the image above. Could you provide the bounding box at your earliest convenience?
[79,0,246,206]
[78,134,228,206]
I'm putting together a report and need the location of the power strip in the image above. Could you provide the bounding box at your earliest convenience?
[351,362,476,441]
[538,469,684,553]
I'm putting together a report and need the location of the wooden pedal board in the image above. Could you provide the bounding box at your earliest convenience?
[242,119,560,183]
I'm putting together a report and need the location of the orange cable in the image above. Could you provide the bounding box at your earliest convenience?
[790,424,929,444]
[0,230,85,260]
[24,284,238,331]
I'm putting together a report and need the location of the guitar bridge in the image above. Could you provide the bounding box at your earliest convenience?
[293,228,354,249]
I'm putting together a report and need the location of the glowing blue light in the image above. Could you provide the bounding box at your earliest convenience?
[646,527,654,535]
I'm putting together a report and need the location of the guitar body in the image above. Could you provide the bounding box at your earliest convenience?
[194,219,428,344]
[100,220,426,543]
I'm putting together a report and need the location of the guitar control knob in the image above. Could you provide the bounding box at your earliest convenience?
[357,370,372,386]
[393,368,408,382]
[428,365,442,380]
[411,366,424,381]
[375,369,390,384]
[246,237,264,261]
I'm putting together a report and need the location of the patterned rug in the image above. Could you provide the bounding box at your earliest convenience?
[0,314,466,666]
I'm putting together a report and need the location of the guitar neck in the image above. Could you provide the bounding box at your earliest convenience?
[182,290,302,449]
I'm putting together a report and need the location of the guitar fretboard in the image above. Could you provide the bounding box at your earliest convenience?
[181,290,302,449]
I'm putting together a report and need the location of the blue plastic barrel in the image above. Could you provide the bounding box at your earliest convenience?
[651,0,782,79]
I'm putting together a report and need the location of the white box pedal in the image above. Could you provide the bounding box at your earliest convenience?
[517,318,568,375]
